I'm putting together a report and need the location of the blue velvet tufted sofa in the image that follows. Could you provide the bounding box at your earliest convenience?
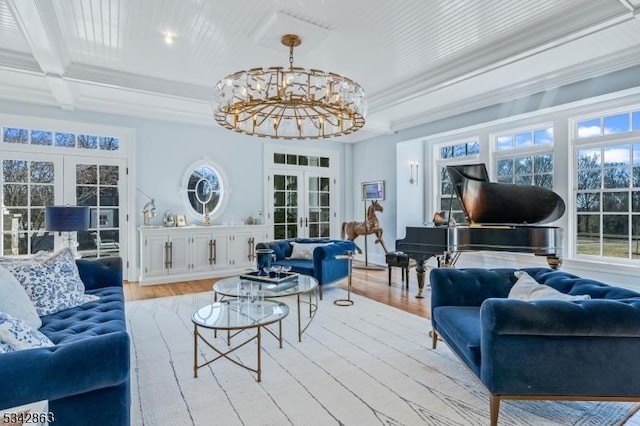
[0,257,129,426]
[255,238,356,299]
[430,267,640,426]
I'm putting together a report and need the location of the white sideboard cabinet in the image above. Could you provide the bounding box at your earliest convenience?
[138,224,270,285]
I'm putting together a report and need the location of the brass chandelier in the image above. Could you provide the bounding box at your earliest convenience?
[214,34,366,140]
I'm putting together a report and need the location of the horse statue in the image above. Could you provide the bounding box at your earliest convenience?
[341,200,388,254]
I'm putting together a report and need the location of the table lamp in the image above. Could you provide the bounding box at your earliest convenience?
[45,205,90,256]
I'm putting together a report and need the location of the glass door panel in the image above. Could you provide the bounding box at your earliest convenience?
[273,174,299,239]
[307,176,331,238]
[1,156,60,255]
[67,158,126,259]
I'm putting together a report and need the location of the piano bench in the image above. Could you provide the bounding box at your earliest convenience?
[385,251,411,289]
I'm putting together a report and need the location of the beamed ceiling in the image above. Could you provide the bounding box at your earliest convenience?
[0,0,639,142]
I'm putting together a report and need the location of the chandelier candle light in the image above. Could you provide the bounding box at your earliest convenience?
[214,34,366,140]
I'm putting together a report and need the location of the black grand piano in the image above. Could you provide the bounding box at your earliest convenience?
[396,164,565,298]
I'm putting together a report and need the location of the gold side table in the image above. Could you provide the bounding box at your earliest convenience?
[334,250,354,306]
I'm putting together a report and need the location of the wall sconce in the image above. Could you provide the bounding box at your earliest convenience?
[409,161,419,185]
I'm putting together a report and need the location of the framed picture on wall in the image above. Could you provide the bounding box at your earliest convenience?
[361,180,385,201]
[175,214,187,227]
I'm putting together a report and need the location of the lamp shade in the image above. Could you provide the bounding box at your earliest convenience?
[45,206,90,232]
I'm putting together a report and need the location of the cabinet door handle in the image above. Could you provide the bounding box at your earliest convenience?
[209,239,217,265]
[305,217,308,227]
[248,237,255,261]
[299,217,303,227]
[164,242,170,269]
[213,240,217,265]
[168,241,173,268]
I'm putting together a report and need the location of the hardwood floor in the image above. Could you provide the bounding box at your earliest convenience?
[124,262,431,319]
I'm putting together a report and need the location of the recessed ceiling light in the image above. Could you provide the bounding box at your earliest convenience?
[163,32,175,45]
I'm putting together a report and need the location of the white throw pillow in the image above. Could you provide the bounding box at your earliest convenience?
[1,248,99,316]
[288,242,332,260]
[509,271,591,301]
[0,311,53,352]
[0,265,41,329]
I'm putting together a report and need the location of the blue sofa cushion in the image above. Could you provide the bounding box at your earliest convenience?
[274,259,314,276]
[433,306,482,377]
[39,286,125,345]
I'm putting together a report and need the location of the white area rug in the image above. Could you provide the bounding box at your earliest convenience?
[127,287,639,425]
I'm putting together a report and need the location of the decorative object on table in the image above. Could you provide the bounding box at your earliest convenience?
[45,205,89,257]
[162,210,175,227]
[141,199,156,226]
[255,248,275,273]
[202,213,211,226]
[240,270,298,285]
[175,214,187,227]
[432,211,448,226]
[333,250,354,306]
[245,216,255,225]
[137,188,156,226]
[341,199,388,268]
[214,33,366,140]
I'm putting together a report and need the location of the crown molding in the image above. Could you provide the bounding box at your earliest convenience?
[388,44,640,133]
[367,7,632,115]
[64,63,214,102]
[0,49,41,73]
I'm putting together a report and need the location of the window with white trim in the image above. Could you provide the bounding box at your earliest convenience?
[493,125,554,189]
[573,107,640,260]
[435,139,479,224]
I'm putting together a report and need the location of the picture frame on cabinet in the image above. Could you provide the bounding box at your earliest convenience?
[175,214,187,227]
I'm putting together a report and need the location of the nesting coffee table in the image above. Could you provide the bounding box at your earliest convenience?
[192,298,288,382]
[213,274,319,342]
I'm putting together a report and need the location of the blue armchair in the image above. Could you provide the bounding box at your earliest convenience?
[430,267,640,426]
[255,238,356,299]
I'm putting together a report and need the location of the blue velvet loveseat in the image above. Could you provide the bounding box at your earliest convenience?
[0,257,130,426]
[430,267,640,426]
[255,238,356,299]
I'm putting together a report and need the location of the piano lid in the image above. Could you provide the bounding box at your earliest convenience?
[446,164,565,225]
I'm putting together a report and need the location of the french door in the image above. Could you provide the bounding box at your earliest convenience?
[269,171,335,239]
[1,152,127,261]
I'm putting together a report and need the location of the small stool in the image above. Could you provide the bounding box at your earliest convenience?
[385,251,411,289]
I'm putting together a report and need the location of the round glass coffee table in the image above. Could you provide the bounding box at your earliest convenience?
[192,298,288,382]
[213,274,318,342]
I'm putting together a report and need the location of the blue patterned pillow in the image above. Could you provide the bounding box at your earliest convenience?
[0,311,53,352]
[1,248,99,316]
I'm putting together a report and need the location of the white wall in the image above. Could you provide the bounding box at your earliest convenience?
[396,139,424,236]
[349,138,396,265]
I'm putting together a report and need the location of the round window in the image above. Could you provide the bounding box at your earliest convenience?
[182,160,228,220]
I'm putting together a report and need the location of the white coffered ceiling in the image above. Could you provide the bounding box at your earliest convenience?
[0,0,639,142]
